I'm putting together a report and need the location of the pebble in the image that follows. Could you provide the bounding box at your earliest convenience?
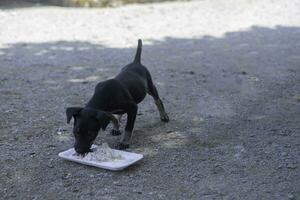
[281,152,288,156]
[62,173,71,179]
[113,181,122,186]
[47,159,54,168]
[288,194,294,199]
[286,164,297,169]
[47,164,54,168]
[56,128,66,135]
[242,179,247,183]
[29,152,36,157]
[133,189,142,194]
[190,174,201,183]
[47,144,56,148]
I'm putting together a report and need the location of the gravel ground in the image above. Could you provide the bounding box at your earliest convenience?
[0,0,300,199]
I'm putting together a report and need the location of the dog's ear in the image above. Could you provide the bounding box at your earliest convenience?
[66,107,82,124]
[95,111,111,130]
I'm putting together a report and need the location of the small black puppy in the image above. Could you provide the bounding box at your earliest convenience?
[66,39,169,154]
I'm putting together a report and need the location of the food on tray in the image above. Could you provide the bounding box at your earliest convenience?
[73,143,122,162]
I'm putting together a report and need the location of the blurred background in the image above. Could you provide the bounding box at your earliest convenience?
[0,0,183,7]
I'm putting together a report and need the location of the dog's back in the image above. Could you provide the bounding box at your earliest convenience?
[115,39,150,104]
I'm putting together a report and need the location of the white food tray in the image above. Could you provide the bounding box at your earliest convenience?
[58,145,143,171]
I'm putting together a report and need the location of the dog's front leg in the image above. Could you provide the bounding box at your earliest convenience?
[110,115,122,136]
[118,104,137,150]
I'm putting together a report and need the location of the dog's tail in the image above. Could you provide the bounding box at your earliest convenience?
[134,39,142,63]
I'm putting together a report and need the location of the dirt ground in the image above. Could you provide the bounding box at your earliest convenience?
[0,0,299,199]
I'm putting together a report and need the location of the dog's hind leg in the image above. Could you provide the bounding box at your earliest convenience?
[147,77,169,122]
[154,96,169,122]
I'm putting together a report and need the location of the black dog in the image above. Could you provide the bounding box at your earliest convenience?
[66,39,169,154]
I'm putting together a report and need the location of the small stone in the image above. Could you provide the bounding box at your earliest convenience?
[47,164,54,168]
[288,194,294,199]
[281,152,288,156]
[29,152,36,157]
[62,173,71,179]
[56,128,66,135]
[287,164,297,169]
[133,189,142,194]
[214,163,221,167]
[113,181,122,186]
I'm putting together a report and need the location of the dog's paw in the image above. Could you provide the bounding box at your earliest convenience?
[116,142,129,150]
[161,114,169,122]
[110,129,122,136]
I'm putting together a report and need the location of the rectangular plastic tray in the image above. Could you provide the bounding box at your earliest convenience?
[58,145,143,171]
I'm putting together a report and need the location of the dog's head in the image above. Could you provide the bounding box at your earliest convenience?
[66,107,112,154]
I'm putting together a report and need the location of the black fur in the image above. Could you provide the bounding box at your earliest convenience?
[66,39,169,154]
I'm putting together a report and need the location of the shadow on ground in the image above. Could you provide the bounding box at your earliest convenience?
[0,26,299,199]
